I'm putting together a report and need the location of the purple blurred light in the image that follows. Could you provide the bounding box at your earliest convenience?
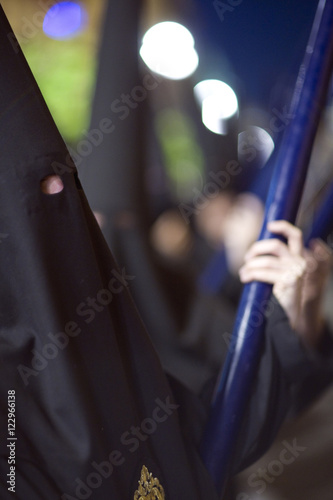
[43,2,87,40]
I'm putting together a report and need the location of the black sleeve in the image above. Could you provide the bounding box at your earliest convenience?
[170,296,333,477]
[231,297,333,473]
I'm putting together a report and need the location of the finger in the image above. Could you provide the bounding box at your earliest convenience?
[240,255,285,272]
[244,238,290,261]
[309,238,333,262]
[40,175,64,195]
[302,247,319,274]
[239,267,284,285]
[267,220,303,255]
[240,255,306,282]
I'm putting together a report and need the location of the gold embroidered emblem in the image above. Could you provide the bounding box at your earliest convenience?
[134,465,165,500]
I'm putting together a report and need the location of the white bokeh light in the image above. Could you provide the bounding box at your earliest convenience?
[194,79,239,134]
[140,22,199,80]
[238,126,275,164]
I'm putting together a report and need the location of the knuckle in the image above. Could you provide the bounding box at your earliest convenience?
[270,238,285,253]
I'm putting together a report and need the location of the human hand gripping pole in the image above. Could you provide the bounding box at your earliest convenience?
[199,0,333,496]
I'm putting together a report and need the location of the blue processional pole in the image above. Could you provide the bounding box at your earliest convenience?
[200,0,333,496]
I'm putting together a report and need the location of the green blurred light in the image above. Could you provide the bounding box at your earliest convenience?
[156,109,205,201]
[23,35,95,143]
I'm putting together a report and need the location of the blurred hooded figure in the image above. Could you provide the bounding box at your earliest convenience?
[78,0,199,387]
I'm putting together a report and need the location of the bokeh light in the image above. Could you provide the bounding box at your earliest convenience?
[43,1,87,40]
[238,126,275,167]
[140,21,199,80]
[194,79,239,134]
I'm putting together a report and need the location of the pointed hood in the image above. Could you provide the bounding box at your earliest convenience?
[0,6,218,499]
[0,6,68,168]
